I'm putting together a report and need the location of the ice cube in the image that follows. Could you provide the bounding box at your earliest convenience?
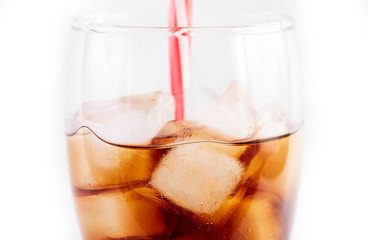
[253,130,302,202]
[201,81,256,140]
[238,144,263,183]
[227,192,283,240]
[73,91,175,145]
[75,189,176,239]
[135,120,263,226]
[259,137,290,180]
[67,130,154,190]
[151,143,244,214]
[255,102,292,140]
[250,102,299,200]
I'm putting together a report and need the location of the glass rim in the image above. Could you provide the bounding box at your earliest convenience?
[72,11,294,33]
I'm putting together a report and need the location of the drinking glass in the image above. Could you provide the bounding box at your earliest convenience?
[65,8,303,240]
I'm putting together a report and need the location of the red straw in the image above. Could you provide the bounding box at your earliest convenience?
[185,0,193,26]
[169,0,192,121]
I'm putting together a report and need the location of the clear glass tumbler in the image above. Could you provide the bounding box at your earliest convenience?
[65,9,303,240]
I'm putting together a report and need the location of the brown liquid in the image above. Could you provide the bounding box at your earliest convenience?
[67,124,302,240]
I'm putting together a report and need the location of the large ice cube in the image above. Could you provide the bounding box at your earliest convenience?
[150,143,244,215]
[75,189,176,239]
[202,81,256,140]
[227,192,283,240]
[67,129,154,190]
[135,121,262,226]
[72,91,175,145]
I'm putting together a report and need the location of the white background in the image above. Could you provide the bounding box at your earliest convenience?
[0,0,368,239]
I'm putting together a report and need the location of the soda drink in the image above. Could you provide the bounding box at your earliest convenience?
[66,85,302,240]
[67,5,302,238]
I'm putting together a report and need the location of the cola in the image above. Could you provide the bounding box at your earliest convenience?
[67,119,301,240]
